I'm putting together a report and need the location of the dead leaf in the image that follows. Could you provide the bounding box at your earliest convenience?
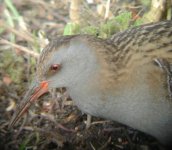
[6,99,16,111]
[3,75,12,85]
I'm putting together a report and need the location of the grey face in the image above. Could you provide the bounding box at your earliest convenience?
[37,38,100,89]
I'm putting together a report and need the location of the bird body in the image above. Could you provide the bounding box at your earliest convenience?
[10,20,172,147]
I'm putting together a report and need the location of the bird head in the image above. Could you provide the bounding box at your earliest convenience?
[9,35,104,127]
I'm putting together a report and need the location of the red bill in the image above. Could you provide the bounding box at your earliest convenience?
[9,81,49,128]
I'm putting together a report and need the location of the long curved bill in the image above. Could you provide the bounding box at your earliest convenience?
[9,81,49,128]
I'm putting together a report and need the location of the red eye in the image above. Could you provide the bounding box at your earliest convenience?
[50,64,61,71]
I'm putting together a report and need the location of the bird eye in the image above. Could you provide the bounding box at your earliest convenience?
[50,64,61,71]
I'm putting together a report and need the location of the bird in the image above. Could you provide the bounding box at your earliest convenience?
[10,20,172,148]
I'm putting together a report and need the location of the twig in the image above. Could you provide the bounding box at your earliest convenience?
[0,38,39,58]
[1,24,35,43]
[56,123,76,133]
[14,114,28,139]
[91,120,110,125]
[86,114,92,128]
[90,142,96,150]
[104,0,111,20]
[98,136,111,150]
